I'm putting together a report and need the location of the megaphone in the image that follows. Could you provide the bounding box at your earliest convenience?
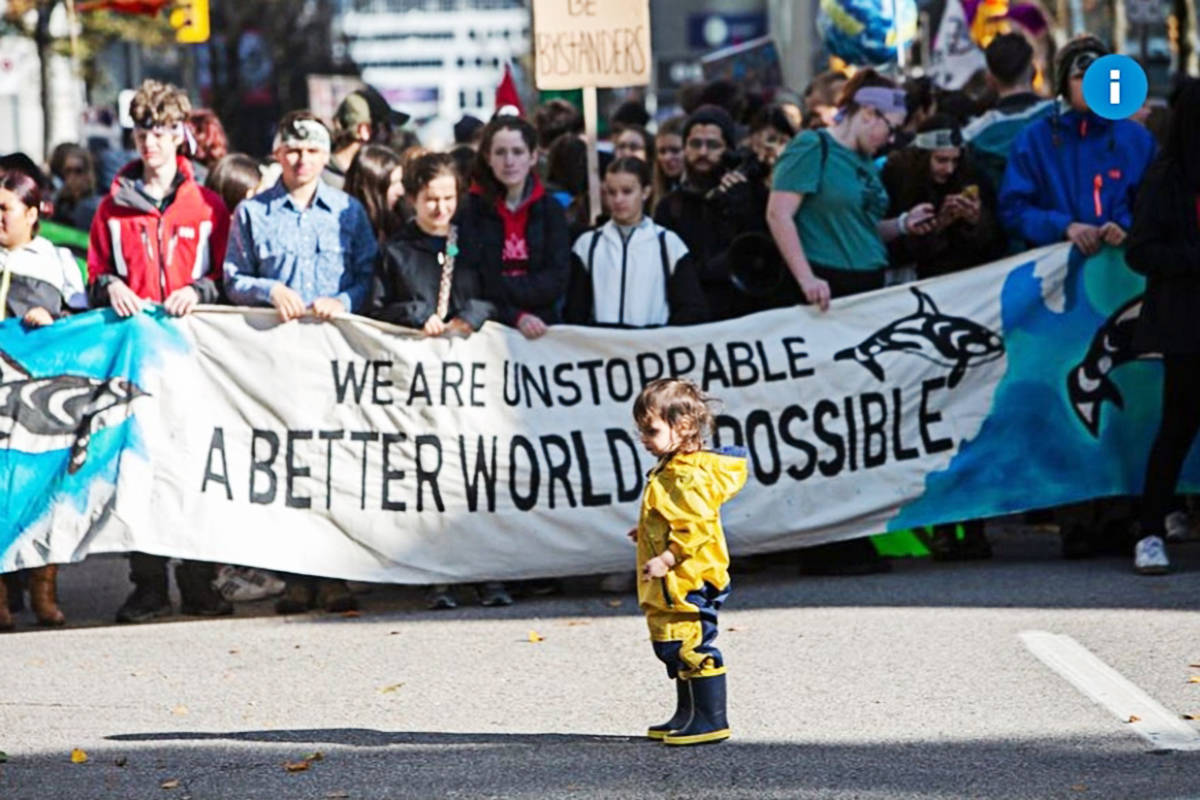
[727,232,788,298]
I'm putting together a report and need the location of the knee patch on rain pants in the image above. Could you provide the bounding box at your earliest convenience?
[648,581,729,679]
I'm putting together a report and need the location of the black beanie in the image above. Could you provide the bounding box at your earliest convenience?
[683,105,736,149]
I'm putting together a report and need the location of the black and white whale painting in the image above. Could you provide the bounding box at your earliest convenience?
[0,350,150,473]
[1067,296,1160,436]
[834,287,1006,388]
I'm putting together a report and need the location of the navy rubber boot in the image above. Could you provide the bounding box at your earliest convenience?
[646,680,691,740]
[664,673,730,745]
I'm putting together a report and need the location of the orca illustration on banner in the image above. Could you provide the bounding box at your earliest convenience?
[0,350,150,473]
[1067,295,1161,436]
[834,287,1005,388]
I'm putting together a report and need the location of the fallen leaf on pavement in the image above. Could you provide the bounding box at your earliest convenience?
[528,630,545,643]
[1189,677,1200,684]
[605,599,622,608]
[304,752,324,762]
[161,779,180,789]
[114,756,128,767]
[326,792,350,799]
[1189,663,1200,669]
[1070,784,1087,792]
[379,683,404,694]
[1183,713,1198,720]
[171,705,189,716]
[228,649,239,655]
[1127,715,1141,723]
[284,760,310,772]
[341,610,361,618]
[566,620,590,626]
[70,748,88,764]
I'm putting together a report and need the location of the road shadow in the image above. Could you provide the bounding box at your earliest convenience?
[1,733,1195,799]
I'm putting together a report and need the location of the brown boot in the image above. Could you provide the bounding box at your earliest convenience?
[0,575,12,631]
[29,565,65,627]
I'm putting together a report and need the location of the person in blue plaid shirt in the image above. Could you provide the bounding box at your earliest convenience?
[224,110,377,322]
[222,109,377,615]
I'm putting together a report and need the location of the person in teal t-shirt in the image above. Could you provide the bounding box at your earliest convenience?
[766,70,937,310]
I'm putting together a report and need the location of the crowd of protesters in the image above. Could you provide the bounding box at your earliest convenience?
[1,30,1197,631]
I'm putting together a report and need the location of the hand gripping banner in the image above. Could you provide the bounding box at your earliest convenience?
[2,244,1194,582]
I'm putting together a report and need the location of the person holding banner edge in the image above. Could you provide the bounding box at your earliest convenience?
[0,167,89,630]
[766,69,938,313]
[765,70,936,576]
[223,110,377,614]
[86,79,234,624]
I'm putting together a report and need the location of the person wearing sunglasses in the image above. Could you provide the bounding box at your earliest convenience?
[766,68,938,314]
[997,35,1158,563]
[654,105,760,321]
[997,35,1156,259]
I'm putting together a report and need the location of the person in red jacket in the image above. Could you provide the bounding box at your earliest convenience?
[88,80,229,315]
[87,79,233,623]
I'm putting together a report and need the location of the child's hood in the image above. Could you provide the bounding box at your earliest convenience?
[669,447,749,507]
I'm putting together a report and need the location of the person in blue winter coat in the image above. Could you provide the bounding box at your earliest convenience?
[998,35,1157,256]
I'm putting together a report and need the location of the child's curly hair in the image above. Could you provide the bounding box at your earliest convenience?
[633,378,715,452]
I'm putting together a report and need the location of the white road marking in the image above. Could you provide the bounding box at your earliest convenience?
[1020,630,1200,752]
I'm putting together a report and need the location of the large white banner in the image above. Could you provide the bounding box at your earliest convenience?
[2,244,1189,581]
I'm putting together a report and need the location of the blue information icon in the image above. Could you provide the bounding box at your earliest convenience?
[1082,55,1148,120]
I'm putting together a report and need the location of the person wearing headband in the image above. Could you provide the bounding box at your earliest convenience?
[767,69,938,313]
[222,108,377,616]
[765,69,939,578]
[86,78,234,625]
[882,113,1005,281]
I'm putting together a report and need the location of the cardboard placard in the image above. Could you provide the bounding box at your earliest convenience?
[533,0,652,89]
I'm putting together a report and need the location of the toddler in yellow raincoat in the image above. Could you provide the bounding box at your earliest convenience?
[630,378,747,745]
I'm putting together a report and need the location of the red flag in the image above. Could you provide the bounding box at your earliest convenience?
[77,0,169,14]
[495,63,524,116]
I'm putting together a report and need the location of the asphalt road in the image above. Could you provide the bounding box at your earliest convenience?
[1,524,1198,799]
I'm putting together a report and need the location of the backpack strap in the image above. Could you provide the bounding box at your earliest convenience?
[586,228,603,274]
[657,230,670,288]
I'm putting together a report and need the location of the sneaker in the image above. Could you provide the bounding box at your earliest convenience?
[1133,535,1169,575]
[599,571,634,593]
[476,581,513,607]
[425,584,457,610]
[214,566,286,602]
[1164,512,1193,543]
[115,586,172,624]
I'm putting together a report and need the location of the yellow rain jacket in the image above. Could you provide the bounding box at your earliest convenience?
[637,448,748,679]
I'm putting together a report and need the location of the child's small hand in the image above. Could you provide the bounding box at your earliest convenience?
[627,526,638,543]
[640,550,676,581]
[642,556,670,580]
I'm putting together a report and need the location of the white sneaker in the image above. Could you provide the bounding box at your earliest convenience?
[1164,511,1194,543]
[1133,535,1169,575]
[213,566,286,602]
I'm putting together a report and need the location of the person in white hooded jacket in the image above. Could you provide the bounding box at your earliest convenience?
[564,157,707,328]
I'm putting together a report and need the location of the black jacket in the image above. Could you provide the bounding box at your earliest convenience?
[1126,157,1200,354]
[371,220,493,330]
[653,178,764,320]
[881,148,1007,278]
[456,189,570,326]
